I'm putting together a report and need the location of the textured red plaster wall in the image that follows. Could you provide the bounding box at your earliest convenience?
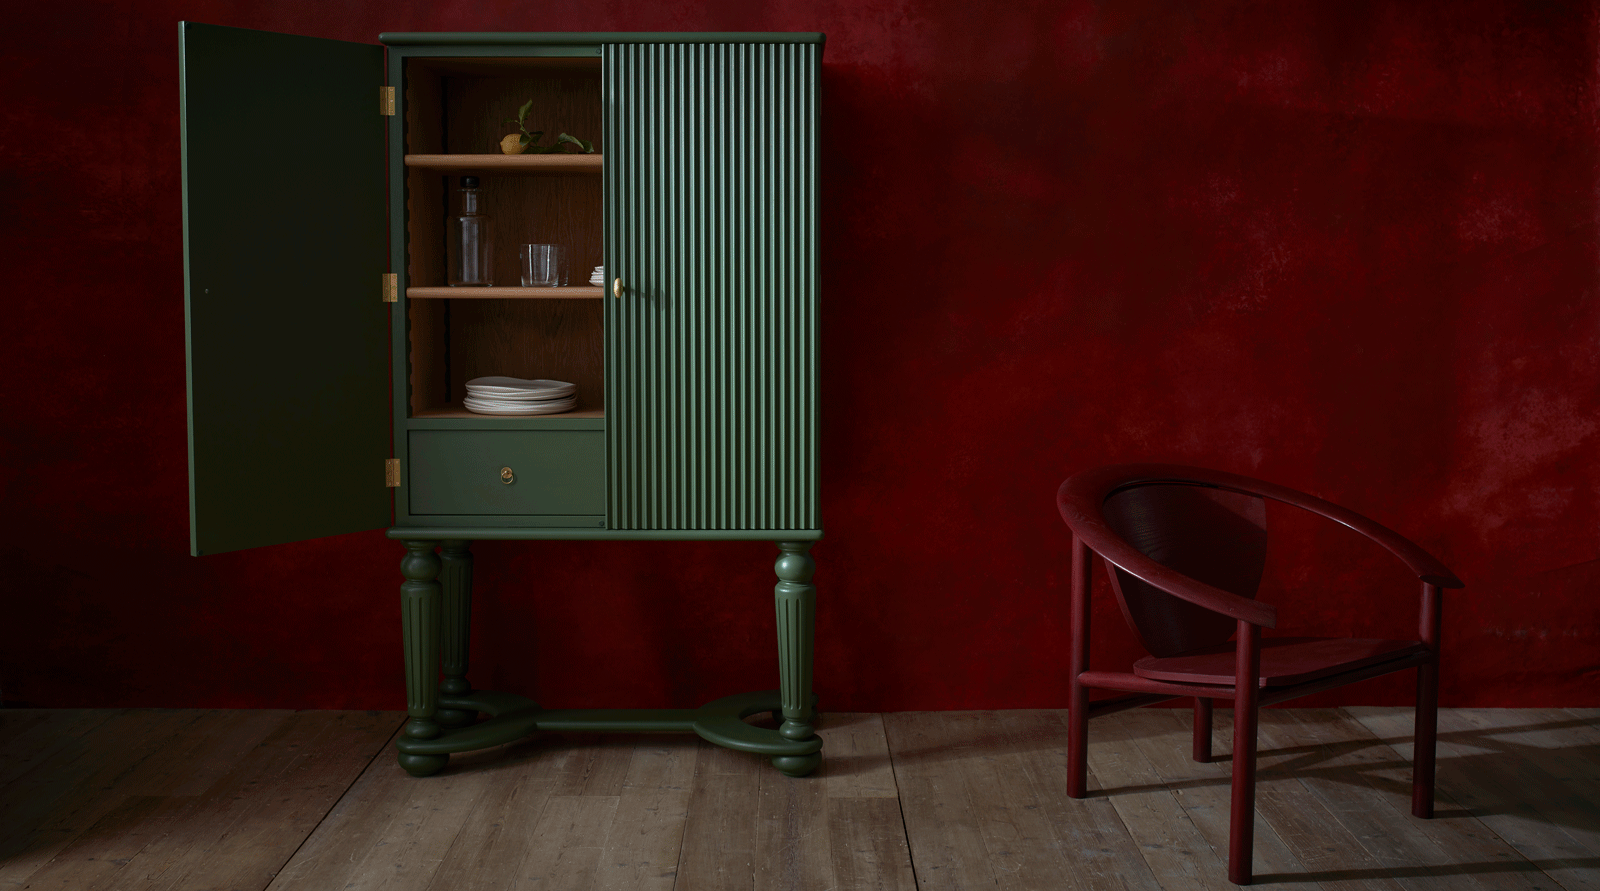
[2,0,1595,710]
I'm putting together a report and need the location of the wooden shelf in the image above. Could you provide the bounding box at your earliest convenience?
[408,287,604,299]
[405,154,603,175]
[412,408,605,420]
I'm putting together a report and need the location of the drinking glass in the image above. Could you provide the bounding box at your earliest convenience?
[520,244,566,287]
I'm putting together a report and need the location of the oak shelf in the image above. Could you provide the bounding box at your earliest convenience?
[405,154,603,175]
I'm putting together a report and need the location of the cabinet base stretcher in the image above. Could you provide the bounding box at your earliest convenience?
[396,537,823,779]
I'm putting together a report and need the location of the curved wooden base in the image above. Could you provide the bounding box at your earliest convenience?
[393,689,822,774]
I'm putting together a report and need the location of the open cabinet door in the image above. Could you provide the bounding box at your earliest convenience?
[181,23,389,556]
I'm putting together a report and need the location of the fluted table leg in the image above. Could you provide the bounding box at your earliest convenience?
[436,540,476,729]
[772,541,821,777]
[399,541,449,777]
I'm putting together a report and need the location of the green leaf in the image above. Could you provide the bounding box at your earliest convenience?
[557,133,596,154]
[517,99,533,122]
[518,133,530,146]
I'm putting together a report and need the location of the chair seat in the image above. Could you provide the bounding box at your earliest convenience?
[1133,637,1429,687]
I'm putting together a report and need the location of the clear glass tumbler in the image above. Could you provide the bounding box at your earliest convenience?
[520,244,565,287]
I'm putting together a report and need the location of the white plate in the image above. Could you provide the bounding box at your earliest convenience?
[463,397,578,416]
[463,394,577,407]
[464,377,576,397]
[464,384,574,397]
[464,388,576,403]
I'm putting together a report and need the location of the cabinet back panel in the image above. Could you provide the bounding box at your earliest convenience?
[448,72,604,287]
[403,59,605,417]
[403,63,447,288]
[407,298,448,414]
[449,300,605,413]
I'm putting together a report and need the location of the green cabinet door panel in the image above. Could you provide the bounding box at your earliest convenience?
[603,42,822,532]
[408,431,605,516]
[180,22,390,555]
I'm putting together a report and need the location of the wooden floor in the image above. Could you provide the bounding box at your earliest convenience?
[1,707,1596,890]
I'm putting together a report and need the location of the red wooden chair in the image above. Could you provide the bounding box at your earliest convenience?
[1055,464,1463,885]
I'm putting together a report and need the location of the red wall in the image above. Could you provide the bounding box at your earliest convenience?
[4,1,1596,710]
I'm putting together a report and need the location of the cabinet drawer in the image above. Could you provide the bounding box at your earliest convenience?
[408,431,604,516]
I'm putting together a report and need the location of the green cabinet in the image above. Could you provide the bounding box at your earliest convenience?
[181,25,825,777]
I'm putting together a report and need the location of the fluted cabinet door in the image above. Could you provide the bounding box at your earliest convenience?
[603,41,822,533]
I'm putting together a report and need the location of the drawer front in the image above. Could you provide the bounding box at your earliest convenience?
[408,431,605,516]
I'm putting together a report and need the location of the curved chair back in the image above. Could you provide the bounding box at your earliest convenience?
[1102,483,1268,656]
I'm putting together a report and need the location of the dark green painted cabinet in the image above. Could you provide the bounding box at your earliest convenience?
[181,26,825,777]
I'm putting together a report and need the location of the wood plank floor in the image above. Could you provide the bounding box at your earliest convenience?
[1,707,1595,890]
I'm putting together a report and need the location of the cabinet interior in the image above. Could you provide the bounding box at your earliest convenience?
[404,57,605,418]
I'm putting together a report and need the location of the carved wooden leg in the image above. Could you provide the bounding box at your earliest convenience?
[772,541,821,777]
[436,540,475,729]
[399,541,449,777]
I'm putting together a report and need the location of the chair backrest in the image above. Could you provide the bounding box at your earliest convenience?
[1101,483,1269,656]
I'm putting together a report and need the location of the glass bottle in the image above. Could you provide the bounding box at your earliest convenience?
[449,176,493,286]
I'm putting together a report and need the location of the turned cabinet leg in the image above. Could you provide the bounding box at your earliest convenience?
[772,541,822,777]
[399,541,449,777]
[436,540,476,729]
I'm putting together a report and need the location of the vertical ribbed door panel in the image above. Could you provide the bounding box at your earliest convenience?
[604,42,820,532]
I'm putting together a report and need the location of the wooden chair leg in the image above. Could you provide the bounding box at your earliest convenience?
[1412,661,1438,818]
[1067,534,1092,799]
[1413,582,1441,819]
[1229,622,1261,885]
[1193,697,1213,763]
[1067,674,1089,798]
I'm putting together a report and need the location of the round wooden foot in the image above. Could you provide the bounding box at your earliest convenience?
[398,752,450,777]
[771,752,822,777]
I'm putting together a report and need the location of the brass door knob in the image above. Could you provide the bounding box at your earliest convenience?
[500,466,514,484]
[612,277,624,299]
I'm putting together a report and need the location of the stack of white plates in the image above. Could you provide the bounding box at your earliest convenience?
[588,265,605,286]
[463,377,578,415]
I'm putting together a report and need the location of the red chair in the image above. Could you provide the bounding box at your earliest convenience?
[1055,465,1463,885]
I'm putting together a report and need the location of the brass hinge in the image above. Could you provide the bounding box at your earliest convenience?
[385,458,401,488]
[380,86,396,115]
[383,273,397,303]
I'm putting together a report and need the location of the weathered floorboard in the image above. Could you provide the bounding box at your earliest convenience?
[1,707,1592,891]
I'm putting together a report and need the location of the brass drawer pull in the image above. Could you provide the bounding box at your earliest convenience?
[500,466,515,485]
[613,277,624,299]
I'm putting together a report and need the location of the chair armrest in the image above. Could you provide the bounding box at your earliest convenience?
[1249,478,1464,590]
[1060,464,1464,591]
[1060,484,1278,628]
